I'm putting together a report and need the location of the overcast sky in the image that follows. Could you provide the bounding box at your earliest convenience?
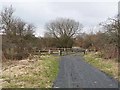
[0,0,119,36]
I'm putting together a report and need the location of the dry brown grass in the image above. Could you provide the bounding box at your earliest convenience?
[1,55,59,88]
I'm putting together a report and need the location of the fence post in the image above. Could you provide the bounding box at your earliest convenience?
[58,50,62,56]
[48,49,52,54]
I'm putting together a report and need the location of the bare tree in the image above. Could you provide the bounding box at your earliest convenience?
[105,16,120,60]
[95,16,120,59]
[0,6,15,35]
[0,6,36,60]
[45,18,83,48]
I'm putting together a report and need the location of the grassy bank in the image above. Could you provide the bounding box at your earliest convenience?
[83,52,119,81]
[2,55,59,88]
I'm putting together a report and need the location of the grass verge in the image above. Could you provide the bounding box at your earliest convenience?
[83,52,119,81]
[2,55,59,88]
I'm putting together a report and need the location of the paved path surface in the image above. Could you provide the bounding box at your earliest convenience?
[53,55,118,88]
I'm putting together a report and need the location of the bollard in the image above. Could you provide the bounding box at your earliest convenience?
[58,50,62,56]
[48,49,52,54]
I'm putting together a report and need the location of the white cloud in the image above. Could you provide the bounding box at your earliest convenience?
[0,1,118,36]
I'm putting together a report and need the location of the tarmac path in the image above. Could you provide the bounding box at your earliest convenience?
[53,55,119,88]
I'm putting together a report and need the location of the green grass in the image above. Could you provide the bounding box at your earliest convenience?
[2,55,59,88]
[83,52,119,81]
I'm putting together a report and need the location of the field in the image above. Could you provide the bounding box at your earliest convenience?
[1,55,59,88]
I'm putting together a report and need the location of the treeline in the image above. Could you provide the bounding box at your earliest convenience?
[0,6,119,61]
[0,6,38,60]
[42,17,119,60]
[75,16,119,60]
